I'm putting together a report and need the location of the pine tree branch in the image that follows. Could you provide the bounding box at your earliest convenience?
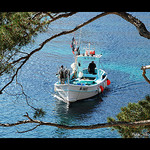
[1,112,150,133]
[112,12,150,39]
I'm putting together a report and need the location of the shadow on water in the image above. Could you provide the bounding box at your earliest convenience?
[53,86,111,120]
[52,87,112,138]
[55,94,103,118]
[53,94,104,138]
[69,95,103,113]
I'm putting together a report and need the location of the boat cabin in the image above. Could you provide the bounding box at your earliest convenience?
[76,52,102,79]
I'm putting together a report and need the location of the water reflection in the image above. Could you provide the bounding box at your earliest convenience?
[55,95,102,116]
[53,95,103,137]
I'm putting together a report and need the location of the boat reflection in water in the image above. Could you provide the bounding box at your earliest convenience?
[53,94,103,138]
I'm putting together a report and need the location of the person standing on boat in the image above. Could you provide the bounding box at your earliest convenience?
[59,65,65,84]
[88,61,96,74]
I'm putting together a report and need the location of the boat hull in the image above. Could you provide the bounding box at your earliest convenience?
[54,77,108,103]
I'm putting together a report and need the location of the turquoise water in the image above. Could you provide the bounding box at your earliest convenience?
[0,12,150,138]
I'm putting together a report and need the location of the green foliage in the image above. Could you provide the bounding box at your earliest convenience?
[0,12,47,51]
[0,12,50,75]
[33,108,46,119]
[107,95,150,138]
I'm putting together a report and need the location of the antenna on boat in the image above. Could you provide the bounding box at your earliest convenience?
[78,28,82,47]
[88,42,91,50]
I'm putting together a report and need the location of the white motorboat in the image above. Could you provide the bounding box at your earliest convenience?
[54,38,111,103]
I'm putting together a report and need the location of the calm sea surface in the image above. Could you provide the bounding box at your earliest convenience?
[1,12,150,138]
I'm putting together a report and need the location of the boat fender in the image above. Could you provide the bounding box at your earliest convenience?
[107,79,111,86]
[99,85,104,93]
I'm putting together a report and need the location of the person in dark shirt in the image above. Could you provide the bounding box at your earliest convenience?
[59,65,65,84]
[88,61,96,74]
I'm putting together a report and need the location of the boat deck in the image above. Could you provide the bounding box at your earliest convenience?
[70,68,106,86]
[71,78,97,85]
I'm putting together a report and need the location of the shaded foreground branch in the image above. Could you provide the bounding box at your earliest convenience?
[112,12,150,39]
[1,112,150,133]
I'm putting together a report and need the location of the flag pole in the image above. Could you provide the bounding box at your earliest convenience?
[78,28,82,47]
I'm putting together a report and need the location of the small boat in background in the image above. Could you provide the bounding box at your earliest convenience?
[54,37,110,103]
